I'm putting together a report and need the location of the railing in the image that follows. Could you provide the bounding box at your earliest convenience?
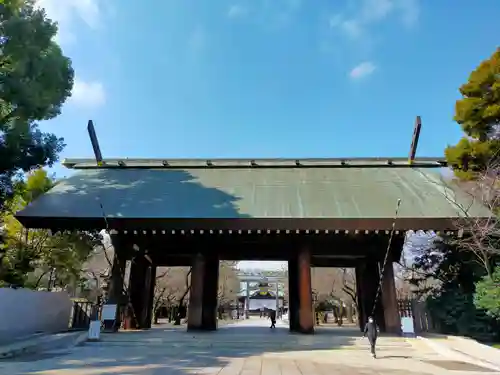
[397,298,437,333]
[69,300,98,330]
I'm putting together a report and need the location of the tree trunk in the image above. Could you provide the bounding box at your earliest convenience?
[337,304,344,326]
[174,304,181,325]
[174,269,192,325]
[153,308,159,324]
[347,304,354,323]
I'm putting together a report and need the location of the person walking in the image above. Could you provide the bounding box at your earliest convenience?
[363,316,379,358]
[270,309,276,329]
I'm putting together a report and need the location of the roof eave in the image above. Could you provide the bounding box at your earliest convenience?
[61,157,447,170]
[13,215,475,232]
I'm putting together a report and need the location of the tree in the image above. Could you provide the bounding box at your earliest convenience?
[311,267,358,325]
[401,47,500,342]
[152,268,177,324]
[151,267,192,324]
[218,261,239,309]
[0,169,97,289]
[339,268,357,304]
[474,265,500,320]
[1,0,74,123]
[150,266,192,325]
[312,268,338,302]
[445,48,500,180]
[454,180,500,278]
[410,237,499,342]
[394,271,413,299]
[429,159,500,278]
[0,0,73,207]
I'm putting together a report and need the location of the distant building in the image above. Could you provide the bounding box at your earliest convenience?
[237,281,285,312]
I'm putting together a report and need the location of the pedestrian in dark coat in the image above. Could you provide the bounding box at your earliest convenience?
[269,310,276,328]
[363,316,379,358]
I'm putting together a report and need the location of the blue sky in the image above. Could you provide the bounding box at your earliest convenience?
[36,0,500,181]
[33,0,499,271]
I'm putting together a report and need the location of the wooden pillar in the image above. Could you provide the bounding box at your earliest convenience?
[143,264,156,329]
[381,261,401,335]
[297,247,314,334]
[362,260,385,332]
[104,235,127,331]
[187,254,219,331]
[355,264,365,332]
[187,254,205,330]
[124,255,150,330]
[201,255,219,330]
[288,258,299,332]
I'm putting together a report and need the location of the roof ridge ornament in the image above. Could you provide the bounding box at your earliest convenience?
[87,120,104,167]
[408,116,422,164]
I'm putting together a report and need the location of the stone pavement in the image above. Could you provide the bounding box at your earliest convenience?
[0,318,498,375]
[0,331,87,359]
[418,334,500,371]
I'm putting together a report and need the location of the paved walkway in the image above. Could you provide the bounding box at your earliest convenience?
[418,334,500,371]
[0,318,498,375]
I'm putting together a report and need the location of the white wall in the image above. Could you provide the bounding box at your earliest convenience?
[248,299,283,311]
[0,288,73,344]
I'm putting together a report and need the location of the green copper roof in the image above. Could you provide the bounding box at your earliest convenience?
[15,163,490,229]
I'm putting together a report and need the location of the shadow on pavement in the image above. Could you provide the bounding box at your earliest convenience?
[4,322,420,375]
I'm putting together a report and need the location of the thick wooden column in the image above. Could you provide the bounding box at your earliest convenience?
[288,257,299,332]
[201,255,219,331]
[104,235,128,331]
[188,254,219,331]
[362,259,385,332]
[297,247,314,334]
[143,265,156,329]
[381,261,401,335]
[124,256,150,329]
[355,264,365,332]
[187,254,205,330]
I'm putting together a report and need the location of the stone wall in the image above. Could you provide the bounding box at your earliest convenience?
[0,288,72,344]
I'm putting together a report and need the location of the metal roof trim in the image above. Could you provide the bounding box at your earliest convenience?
[62,157,447,169]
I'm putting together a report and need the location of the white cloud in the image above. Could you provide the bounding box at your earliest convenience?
[329,0,420,39]
[328,14,342,28]
[396,0,419,27]
[349,61,376,79]
[228,4,248,18]
[69,79,106,108]
[341,19,363,38]
[360,0,394,23]
[36,0,103,44]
